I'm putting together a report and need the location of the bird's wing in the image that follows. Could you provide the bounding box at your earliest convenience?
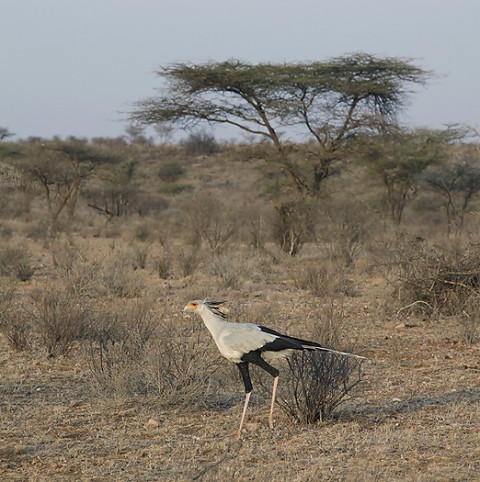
[218,323,303,360]
[218,324,278,357]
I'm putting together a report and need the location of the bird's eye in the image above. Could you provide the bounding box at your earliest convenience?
[191,302,198,307]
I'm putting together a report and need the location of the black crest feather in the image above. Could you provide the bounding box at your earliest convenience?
[204,300,227,318]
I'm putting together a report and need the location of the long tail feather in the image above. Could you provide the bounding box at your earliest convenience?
[310,345,367,360]
[258,326,367,360]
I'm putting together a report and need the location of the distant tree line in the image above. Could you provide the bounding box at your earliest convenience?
[2,54,480,249]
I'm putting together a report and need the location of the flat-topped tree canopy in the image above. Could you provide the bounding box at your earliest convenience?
[133,53,430,195]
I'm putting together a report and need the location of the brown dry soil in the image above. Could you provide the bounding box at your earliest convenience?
[1,282,479,482]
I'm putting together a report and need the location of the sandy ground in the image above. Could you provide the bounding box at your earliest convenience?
[1,280,479,482]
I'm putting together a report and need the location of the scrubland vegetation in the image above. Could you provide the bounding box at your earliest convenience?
[0,129,479,480]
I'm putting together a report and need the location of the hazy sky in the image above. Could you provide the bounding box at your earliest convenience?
[2,0,479,140]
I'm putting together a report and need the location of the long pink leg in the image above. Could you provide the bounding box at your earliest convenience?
[268,376,279,429]
[238,391,251,438]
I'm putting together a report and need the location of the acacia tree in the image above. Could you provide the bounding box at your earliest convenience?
[14,138,118,228]
[132,53,429,196]
[425,143,480,236]
[0,127,15,141]
[360,128,456,225]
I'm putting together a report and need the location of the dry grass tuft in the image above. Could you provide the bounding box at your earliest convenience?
[0,288,31,351]
[0,247,36,281]
[211,254,247,289]
[177,248,199,277]
[31,288,90,357]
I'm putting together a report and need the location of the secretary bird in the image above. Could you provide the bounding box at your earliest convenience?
[183,299,366,437]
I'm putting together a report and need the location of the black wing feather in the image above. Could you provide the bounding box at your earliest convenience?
[257,325,323,353]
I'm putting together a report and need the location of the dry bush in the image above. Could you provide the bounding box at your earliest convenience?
[277,300,363,424]
[238,202,271,250]
[0,246,36,281]
[144,320,222,406]
[88,303,222,406]
[245,299,362,424]
[248,213,266,250]
[99,248,145,298]
[280,351,364,424]
[392,242,480,318]
[292,259,356,298]
[31,289,90,357]
[155,255,172,279]
[131,243,148,270]
[388,241,480,343]
[133,222,152,242]
[211,254,247,289]
[323,215,364,268]
[0,289,31,351]
[1,313,31,352]
[51,236,78,273]
[177,249,199,277]
[272,200,314,256]
[180,191,241,255]
[54,246,145,299]
[458,294,480,344]
[87,301,157,394]
[157,160,185,183]
[310,300,350,349]
[181,130,219,155]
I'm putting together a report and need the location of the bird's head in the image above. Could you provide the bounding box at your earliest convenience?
[183,300,227,318]
[184,300,203,313]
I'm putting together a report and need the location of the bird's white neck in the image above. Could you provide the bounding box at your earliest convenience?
[198,309,226,339]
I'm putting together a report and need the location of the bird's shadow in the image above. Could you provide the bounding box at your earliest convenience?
[202,393,269,412]
[203,388,480,425]
[336,387,480,423]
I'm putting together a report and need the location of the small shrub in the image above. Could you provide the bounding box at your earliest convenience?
[87,304,221,405]
[458,295,480,344]
[158,160,185,183]
[392,243,480,317]
[61,246,143,299]
[279,351,364,424]
[31,289,90,357]
[211,255,246,289]
[134,223,152,242]
[155,256,172,279]
[99,249,145,298]
[181,191,240,254]
[87,301,157,392]
[310,300,349,349]
[248,214,266,250]
[2,312,30,351]
[177,249,199,277]
[0,289,31,351]
[272,201,313,256]
[132,244,148,270]
[134,193,169,217]
[0,247,35,281]
[145,323,221,405]
[181,130,218,155]
[14,260,36,281]
[292,260,353,298]
[51,236,78,273]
